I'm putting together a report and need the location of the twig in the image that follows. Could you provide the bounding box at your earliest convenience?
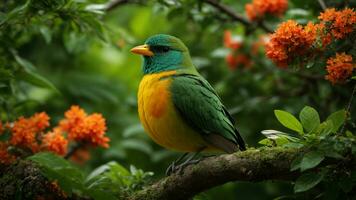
[339,83,356,135]
[202,0,273,33]
[317,0,327,11]
[285,69,324,80]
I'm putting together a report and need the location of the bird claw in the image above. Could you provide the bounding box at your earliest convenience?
[166,161,176,175]
[166,159,201,176]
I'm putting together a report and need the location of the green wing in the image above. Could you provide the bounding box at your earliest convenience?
[170,73,246,152]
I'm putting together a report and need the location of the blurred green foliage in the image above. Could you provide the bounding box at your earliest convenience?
[1,0,356,199]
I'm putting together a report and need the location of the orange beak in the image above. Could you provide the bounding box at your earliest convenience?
[130,44,154,56]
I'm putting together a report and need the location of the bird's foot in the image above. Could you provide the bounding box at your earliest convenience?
[166,158,201,176]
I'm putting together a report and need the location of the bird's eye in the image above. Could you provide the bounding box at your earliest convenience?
[151,45,170,53]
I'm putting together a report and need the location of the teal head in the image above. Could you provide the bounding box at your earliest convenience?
[130,34,195,74]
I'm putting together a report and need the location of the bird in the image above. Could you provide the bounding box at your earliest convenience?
[131,34,246,173]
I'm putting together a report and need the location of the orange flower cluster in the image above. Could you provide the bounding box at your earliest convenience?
[265,20,317,67]
[0,106,109,165]
[224,30,252,70]
[59,106,109,148]
[0,142,15,164]
[303,22,331,47]
[245,0,288,21]
[10,112,50,152]
[41,128,68,156]
[325,53,354,84]
[319,8,356,39]
[266,8,356,69]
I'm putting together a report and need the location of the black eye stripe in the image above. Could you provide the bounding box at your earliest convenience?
[150,45,170,53]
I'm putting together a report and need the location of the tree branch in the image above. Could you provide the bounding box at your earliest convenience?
[202,0,273,33]
[129,148,299,200]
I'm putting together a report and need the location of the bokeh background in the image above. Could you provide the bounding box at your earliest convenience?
[1,0,355,199]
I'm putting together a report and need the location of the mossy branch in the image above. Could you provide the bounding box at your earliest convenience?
[2,147,355,199]
[0,148,299,199]
[128,147,300,200]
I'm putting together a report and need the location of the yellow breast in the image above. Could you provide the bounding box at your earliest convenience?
[137,71,212,152]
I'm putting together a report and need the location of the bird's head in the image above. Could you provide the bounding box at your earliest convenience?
[130,34,195,74]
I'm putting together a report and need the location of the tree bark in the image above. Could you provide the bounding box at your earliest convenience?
[129,147,300,200]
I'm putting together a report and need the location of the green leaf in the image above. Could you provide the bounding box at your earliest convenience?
[274,110,304,134]
[0,0,30,25]
[324,151,344,159]
[109,162,130,177]
[275,137,290,146]
[318,120,334,136]
[40,26,52,44]
[28,152,71,168]
[28,152,85,195]
[294,172,324,193]
[352,76,356,80]
[12,53,59,93]
[258,138,274,146]
[299,106,320,133]
[85,161,130,184]
[17,70,60,93]
[290,155,303,171]
[327,109,346,133]
[13,51,36,71]
[300,151,325,172]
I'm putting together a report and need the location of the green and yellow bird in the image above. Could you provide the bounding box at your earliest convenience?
[131,34,246,167]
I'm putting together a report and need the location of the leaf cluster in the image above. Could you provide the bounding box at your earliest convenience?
[260,106,356,197]
[28,152,153,199]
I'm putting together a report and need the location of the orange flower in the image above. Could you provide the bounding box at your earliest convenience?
[60,106,109,148]
[325,53,354,84]
[304,22,332,48]
[246,0,288,21]
[10,117,38,152]
[59,105,87,131]
[245,4,258,21]
[319,8,356,39]
[31,112,50,132]
[83,113,109,148]
[41,128,68,156]
[224,30,242,50]
[0,142,15,164]
[265,20,316,67]
[9,112,49,152]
